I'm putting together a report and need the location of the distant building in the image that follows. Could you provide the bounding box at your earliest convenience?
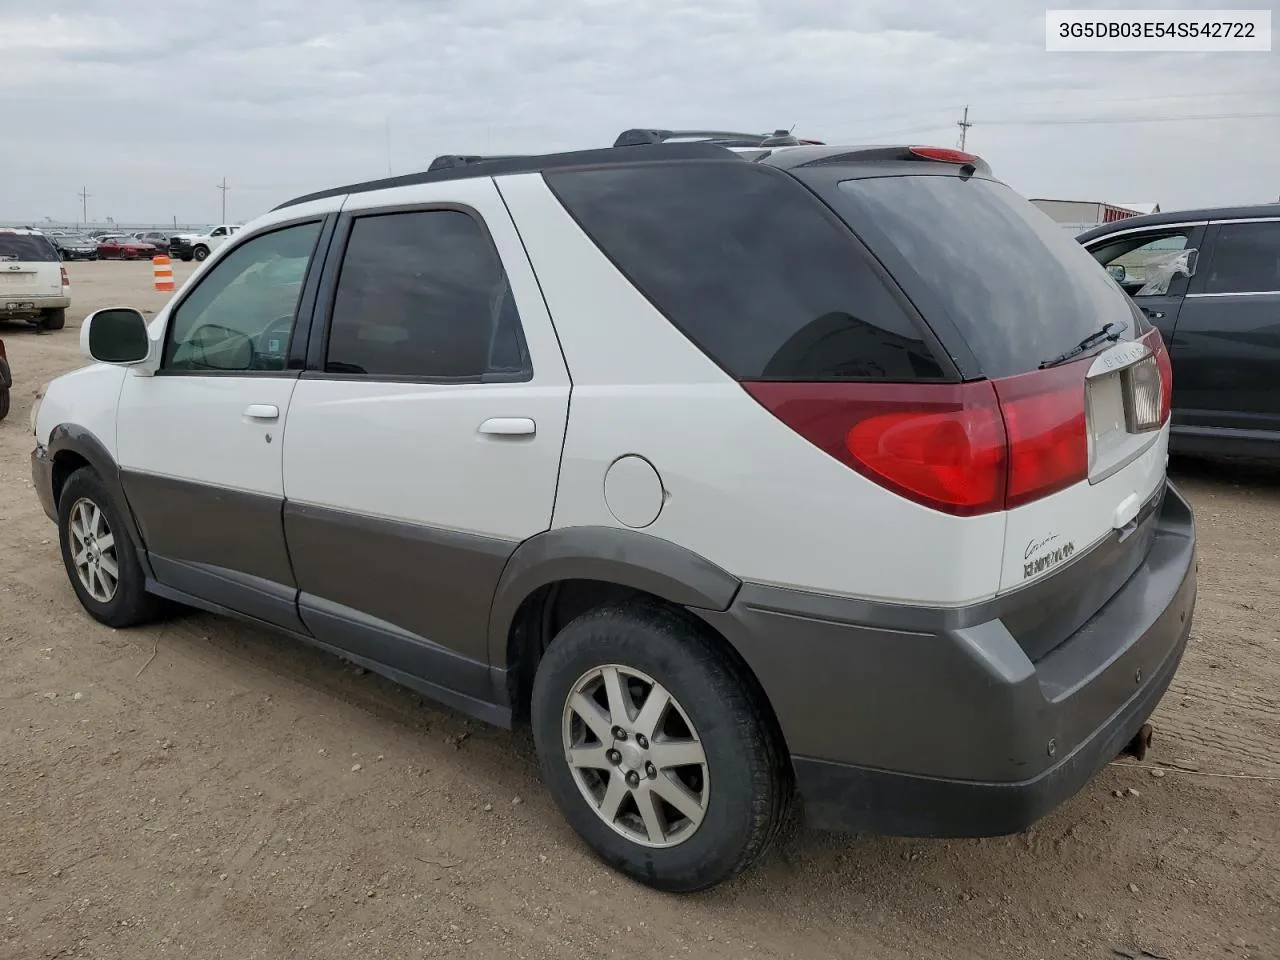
[1029,199,1161,236]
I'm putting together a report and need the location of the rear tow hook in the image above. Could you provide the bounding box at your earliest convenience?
[1119,722,1154,762]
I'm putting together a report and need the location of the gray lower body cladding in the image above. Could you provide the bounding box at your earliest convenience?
[698,483,1197,837]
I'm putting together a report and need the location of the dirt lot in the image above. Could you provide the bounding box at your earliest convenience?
[0,260,1276,960]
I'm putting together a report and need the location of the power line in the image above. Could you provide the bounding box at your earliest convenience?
[981,110,1280,127]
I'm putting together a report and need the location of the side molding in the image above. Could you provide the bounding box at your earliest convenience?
[485,525,742,665]
[46,424,153,578]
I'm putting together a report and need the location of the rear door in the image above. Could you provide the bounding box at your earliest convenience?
[1173,218,1280,437]
[0,233,61,302]
[820,173,1170,607]
[281,176,570,697]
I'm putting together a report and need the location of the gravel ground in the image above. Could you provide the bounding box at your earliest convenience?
[0,261,1276,960]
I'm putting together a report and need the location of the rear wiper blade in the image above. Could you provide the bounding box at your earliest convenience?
[1039,322,1122,369]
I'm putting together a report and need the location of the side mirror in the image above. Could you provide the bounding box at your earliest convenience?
[1107,264,1127,283]
[81,308,151,365]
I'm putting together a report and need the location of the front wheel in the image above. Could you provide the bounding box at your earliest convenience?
[531,601,791,892]
[192,245,209,262]
[57,468,164,628]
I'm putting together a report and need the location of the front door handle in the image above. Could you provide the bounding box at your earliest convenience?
[478,417,535,437]
[244,404,280,421]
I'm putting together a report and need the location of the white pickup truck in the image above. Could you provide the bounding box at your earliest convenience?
[169,224,242,262]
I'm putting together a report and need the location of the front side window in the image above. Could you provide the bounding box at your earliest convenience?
[163,221,321,372]
[323,209,530,380]
[1088,230,1195,297]
[1205,221,1280,294]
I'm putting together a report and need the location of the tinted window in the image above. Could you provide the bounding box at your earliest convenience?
[545,163,943,381]
[1206,221,1280,294]
[831,177,1140,379]
[164,222,320,372]
[324,210,530,380]
[0,234,59,262]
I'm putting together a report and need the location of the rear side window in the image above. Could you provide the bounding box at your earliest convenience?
[0,234,59,262]
[1205,221,1280,294]
[544,163,944,381]
[830,177,1140,379]
[324,210,531,380]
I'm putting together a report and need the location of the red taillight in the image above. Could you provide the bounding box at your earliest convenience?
[992,362,1089,509]
[744,359,1091,516]
[1148,327,1173,424]
[60,266,70,287]
[908,146,980,165]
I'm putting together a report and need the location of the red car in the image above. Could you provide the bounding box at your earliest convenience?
[95,235,157,260]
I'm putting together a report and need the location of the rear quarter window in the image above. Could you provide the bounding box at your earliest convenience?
[543,162,946,381]
[0,234,59,262]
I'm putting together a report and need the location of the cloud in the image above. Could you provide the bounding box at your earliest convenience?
[0,0,1276,224]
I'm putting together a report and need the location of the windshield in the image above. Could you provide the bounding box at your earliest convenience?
[0,234,59,261]
[829,176,1141,378]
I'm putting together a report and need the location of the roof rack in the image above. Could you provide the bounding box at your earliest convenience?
[426,154,531,172]
[274,141,739,211]
[613,128,820,148]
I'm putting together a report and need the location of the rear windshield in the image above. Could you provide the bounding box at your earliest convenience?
[545,162,946,381]
[0,233,59,262]
[829,176,1140,378]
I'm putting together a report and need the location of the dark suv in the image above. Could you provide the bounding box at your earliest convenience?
[1078,205,1280,462]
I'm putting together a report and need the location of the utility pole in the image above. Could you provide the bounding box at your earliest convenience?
[957,105,973,151]
[78,186,91,226]
[216,177,230,222]
[385,118,393,176]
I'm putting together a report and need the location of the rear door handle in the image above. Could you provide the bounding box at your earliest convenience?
[244,404,279,421]
[478,417,535,437]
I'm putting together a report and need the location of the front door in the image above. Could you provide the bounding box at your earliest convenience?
[280,178,571,709]
[1173,218,1280,440]
[115,218,327,631]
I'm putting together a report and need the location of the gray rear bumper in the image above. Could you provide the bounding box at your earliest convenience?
[698,483,1197,836]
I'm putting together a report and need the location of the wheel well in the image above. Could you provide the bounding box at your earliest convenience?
[51,451,91,508]
[504,579,787,755]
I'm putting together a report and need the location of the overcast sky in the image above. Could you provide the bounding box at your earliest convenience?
[2,0,1276,225]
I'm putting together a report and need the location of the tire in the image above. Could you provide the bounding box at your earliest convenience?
[531,600,791,892]
[0,387,9,422]
[192,245,209,262]
[41,308,66,331]
[57,467,164,628]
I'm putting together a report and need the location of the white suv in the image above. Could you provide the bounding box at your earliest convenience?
[0,228,71,330]
[30,134,1198,892]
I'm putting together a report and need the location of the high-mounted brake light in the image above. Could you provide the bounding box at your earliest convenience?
[908,146,980,165]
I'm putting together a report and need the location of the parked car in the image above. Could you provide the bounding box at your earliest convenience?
[0,336,9,420]
[47,232,100,261]
[30,135,1197,892]
[0,228,70,329]
[1078,204,1280,463]
[95,235,157,260]
[132,231,172,251]
[169,224,242,262]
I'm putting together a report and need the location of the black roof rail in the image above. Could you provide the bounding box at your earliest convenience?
[427,154,531,172]
[614,128,808,148]
[273,141,740,211]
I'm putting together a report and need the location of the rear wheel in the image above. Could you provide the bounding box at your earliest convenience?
[192,245,210,262]
[0,387,9,421]
[531,600,791,892]
[41,308,66,331]
[57,468,164,628]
